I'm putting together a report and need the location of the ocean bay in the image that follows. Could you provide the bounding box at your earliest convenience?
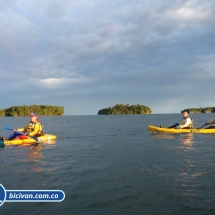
[0,114,215,214]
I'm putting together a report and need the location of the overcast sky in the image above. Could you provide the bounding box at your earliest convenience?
[0,0,215,115]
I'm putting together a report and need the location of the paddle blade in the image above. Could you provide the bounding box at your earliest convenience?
[4,125,13,131]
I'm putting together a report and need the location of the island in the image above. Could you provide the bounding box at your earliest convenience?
[98,104,152,115]
[182,107,215,113]
[0,105,64,116]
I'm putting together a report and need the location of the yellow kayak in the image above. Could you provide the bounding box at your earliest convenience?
[0,134,57,146]
[148,125,215,134]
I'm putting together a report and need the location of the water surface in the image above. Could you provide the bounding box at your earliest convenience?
[0,114,215,214]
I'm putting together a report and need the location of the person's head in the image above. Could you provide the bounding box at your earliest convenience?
[29,113,39,122]
[182,110,189,118]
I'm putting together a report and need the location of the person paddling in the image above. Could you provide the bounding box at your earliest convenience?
[204,119,215,129]
[160,110,193,129]
[175,110,193,129]
[6,113,43,140]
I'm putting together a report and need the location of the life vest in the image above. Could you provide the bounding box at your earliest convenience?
[25,122,43,137]
[181,117,193,128]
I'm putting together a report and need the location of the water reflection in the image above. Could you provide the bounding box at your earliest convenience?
[25,144,44,162]
[177,134,201,198]
[179,133,194,146]
[21,140,56,172]
[148,133,195,146]
[148,133,177,141]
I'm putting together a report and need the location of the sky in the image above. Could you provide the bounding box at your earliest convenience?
[0,0,215,115]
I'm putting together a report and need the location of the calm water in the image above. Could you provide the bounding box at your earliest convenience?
[0,114,215,215]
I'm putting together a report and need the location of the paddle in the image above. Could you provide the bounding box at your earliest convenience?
[166,123,179,129]
[4,125,41,143]
[199,117,215,129]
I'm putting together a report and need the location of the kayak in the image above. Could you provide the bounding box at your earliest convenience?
[148,125,215,134]
[0,134,57,146]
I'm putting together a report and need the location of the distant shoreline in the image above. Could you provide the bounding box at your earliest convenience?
[182,107,215,114]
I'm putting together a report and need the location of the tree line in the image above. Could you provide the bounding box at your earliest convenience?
[98,104,152,115]
[0,105,64,116]
[182,107,215,113]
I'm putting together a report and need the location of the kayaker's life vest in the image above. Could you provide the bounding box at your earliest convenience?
[25,122,43,137]
[181,117,193,128]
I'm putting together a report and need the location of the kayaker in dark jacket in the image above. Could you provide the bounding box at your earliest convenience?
[205,119,215,129]
[7,113,43,140]
[207,119,215,125]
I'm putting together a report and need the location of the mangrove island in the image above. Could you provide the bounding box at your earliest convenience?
[0,105,64,116]
[98,104,152,115]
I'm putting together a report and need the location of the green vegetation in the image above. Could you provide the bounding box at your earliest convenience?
[98,104,152,115]
[182,107,215,113]
[0,105,64,117]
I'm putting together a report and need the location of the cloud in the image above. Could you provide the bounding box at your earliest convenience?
[39,76,93,87]
[0,0,215,114]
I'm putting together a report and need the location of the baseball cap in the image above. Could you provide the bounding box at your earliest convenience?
[30,113,37,117]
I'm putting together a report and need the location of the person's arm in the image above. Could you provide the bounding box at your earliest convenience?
[179,118,192,128]
[16,125,27,132]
